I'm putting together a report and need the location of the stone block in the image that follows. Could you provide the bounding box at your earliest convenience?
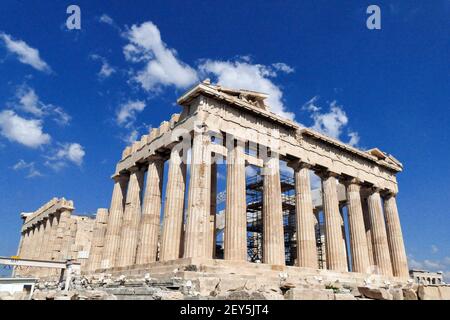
[438,286,450,300]
[284,288,334,300]
[196,277,220,296]
[389,288,404,300]
[358,287,393,300]
[402,288,418,300]
[418,285,441,300]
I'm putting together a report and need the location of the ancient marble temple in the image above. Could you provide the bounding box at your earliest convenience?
[16,80,409,281]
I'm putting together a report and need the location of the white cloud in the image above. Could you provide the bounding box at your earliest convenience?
[12,159,42,178]
[90,54,116,79]
[272,62,294,74]
[0,32,51,72]
[124,129,139,144]
[99,14,114,26]
[116,100,146,127]
[124,21,198,91]
[16,86,43,117]
[303,97,359,146]
[50,143,85,166]
[348,132,360,147]
[15,85,71,125]
[311,100,348,139]
[0,110,51,148]
[199,59,295,120]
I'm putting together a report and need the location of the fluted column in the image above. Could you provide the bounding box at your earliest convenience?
[160,147,186,261]
[28,227,38,260]
[224,139,247,261]
[361,198,375,266]
[46,215,58,260]
[40,217,52,276]
[184,131,212,258]
[117,167,145,267]
[320,171,347,271]
[33,221,45,260]
[208,162,217,259]
[262,154,285,265]
[86,208,108,272]
[384,192,409,278]
[27,228,36,261]
[367,188,393,276]
[291,161,317,268]
[101,174,129,269]
[41,218,52,259]
[16,232,25,258]
[136,157,164,264]
[20,230,30,258]
[345,179,370,273]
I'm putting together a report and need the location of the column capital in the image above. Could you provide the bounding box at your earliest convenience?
[381,189,398,198]
[112,172,130,183]
[368,186,382,194]
[128,165,142,174]
[287,159,312,170]
[315,169,340,179]
[341,177,362,187]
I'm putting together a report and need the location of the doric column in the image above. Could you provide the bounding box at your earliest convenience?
[136,157,164,265]
[383,192,409,278]
[41,218,53,260]
[184,131,212,258]
[291,161,317,268]
[160,147,186,261]
[20,229,30,259]
[262,154,285,265]
[117,167,145,267]
[86,208,108,272]
[361,197,375,266]
[320,171,347,271]
[208,162,217,259]
[28,227,38,261]
[344,179,370,273]
[33,221,45,260]
[224,139,247,261]
[101,174,129,269]
[16,232,25,258]
[45,215,58,261]
[367,188,393,276]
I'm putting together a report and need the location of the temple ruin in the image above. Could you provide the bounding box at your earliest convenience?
[14,80,411,292]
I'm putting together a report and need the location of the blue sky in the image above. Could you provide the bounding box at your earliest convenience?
[0,1,448,278]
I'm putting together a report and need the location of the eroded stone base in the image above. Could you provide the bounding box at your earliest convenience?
[20,259,450,300]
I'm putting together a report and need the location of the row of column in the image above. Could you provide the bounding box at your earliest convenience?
[294,167,409,278]
[17,209,74,276]
[98,132,408,279]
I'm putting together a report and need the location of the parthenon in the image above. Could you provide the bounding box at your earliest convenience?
[15,80,410,288]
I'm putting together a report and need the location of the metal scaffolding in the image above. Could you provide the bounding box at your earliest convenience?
[246,171,297,265]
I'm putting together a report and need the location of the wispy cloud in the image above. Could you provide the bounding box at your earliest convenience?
[14,85,71,125]
[90,54,116,79]
[12,159,42,178]
[116,100,146,128]
[0,32,51,72]
[302,96,359,146]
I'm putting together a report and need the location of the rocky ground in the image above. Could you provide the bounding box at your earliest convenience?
[1,273,449,300]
